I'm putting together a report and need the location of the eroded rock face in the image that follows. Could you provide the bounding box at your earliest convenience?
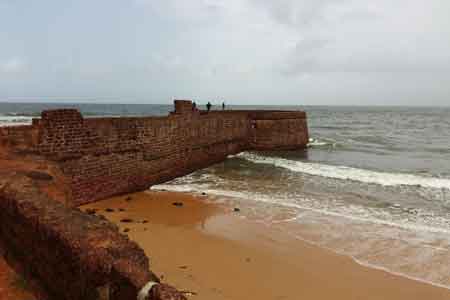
[0,174,160,300]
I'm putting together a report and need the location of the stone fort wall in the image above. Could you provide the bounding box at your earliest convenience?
[1,100,308,206]
[0,174,187,300]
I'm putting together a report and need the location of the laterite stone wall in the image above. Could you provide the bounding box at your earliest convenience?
[0,175,159,300]
[1,101,308,205]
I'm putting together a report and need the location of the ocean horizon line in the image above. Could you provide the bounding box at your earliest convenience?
[1,100,450,109]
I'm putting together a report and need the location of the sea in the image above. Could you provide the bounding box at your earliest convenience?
[1,102,450,288]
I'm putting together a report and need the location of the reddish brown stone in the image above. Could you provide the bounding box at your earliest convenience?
[0,175,159,300]
[0,100,309,300]
[1,100,308,207]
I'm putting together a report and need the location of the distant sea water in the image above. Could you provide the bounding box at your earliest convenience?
[2,102,450,288]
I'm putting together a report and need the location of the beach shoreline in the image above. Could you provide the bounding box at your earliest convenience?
[81,190,450,300]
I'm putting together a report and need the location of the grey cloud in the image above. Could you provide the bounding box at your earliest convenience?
[0,57,27,73]
[0,0,450,106]
[256,0,450,75]
[251,0,339,28]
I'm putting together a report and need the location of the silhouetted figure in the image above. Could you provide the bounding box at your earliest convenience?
[222,102,225,110]
[192,101,197,111]
[206,102,212,112]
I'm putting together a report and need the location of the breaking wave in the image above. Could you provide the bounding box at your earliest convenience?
[0,115,33,126]
[237,152,450,190]
[307,137,338,148]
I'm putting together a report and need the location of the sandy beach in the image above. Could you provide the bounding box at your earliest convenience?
[81,191,450,300]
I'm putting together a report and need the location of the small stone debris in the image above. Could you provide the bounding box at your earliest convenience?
[105,208,115,213]
[233,208,241,212]
[125,196,132,202]
[172,202,184,207]
[142,220,149,224]
[96,214,108,221]
[123,228,130,233]
[179,266,188,270]
[120,218,133,223]
[119,208,126,212]
[201,192,207,196]
[180,290,198,297]
[85,208,97,215]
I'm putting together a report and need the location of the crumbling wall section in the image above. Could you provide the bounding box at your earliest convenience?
[0,125,39,153]
[0,174,154,299]
[0,174,186,300]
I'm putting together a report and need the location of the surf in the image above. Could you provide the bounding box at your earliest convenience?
[237,152,450,190]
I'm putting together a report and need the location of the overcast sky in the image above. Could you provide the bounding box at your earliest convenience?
[1,0,450,106]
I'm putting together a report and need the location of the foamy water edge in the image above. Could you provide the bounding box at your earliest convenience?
[236,152,450,190]
[152,165,450,290]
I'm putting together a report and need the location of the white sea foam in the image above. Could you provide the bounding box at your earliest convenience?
[307,137,337,147]
[237,152,450,190]
[352,257,450,290]
[152,180,450,287]
[152,153,450,287]
[0,116,33,127]
[153,182,450,235]
[290,231,450,290]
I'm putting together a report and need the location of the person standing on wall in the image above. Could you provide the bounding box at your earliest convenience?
[206,101,212,112]
[222,102,226,110]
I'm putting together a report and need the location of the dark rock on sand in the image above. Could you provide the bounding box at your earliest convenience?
[233,208,241,212]
[96,214,108,222]
[105,208,115,212]
[172,202,184,207]
[123,228,130,233]
[150,284,188,300]
[125,196,132,201]
[120,218,133,223]
[85,208,97,215]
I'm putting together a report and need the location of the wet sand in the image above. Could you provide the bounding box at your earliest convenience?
[81,191,450,300]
